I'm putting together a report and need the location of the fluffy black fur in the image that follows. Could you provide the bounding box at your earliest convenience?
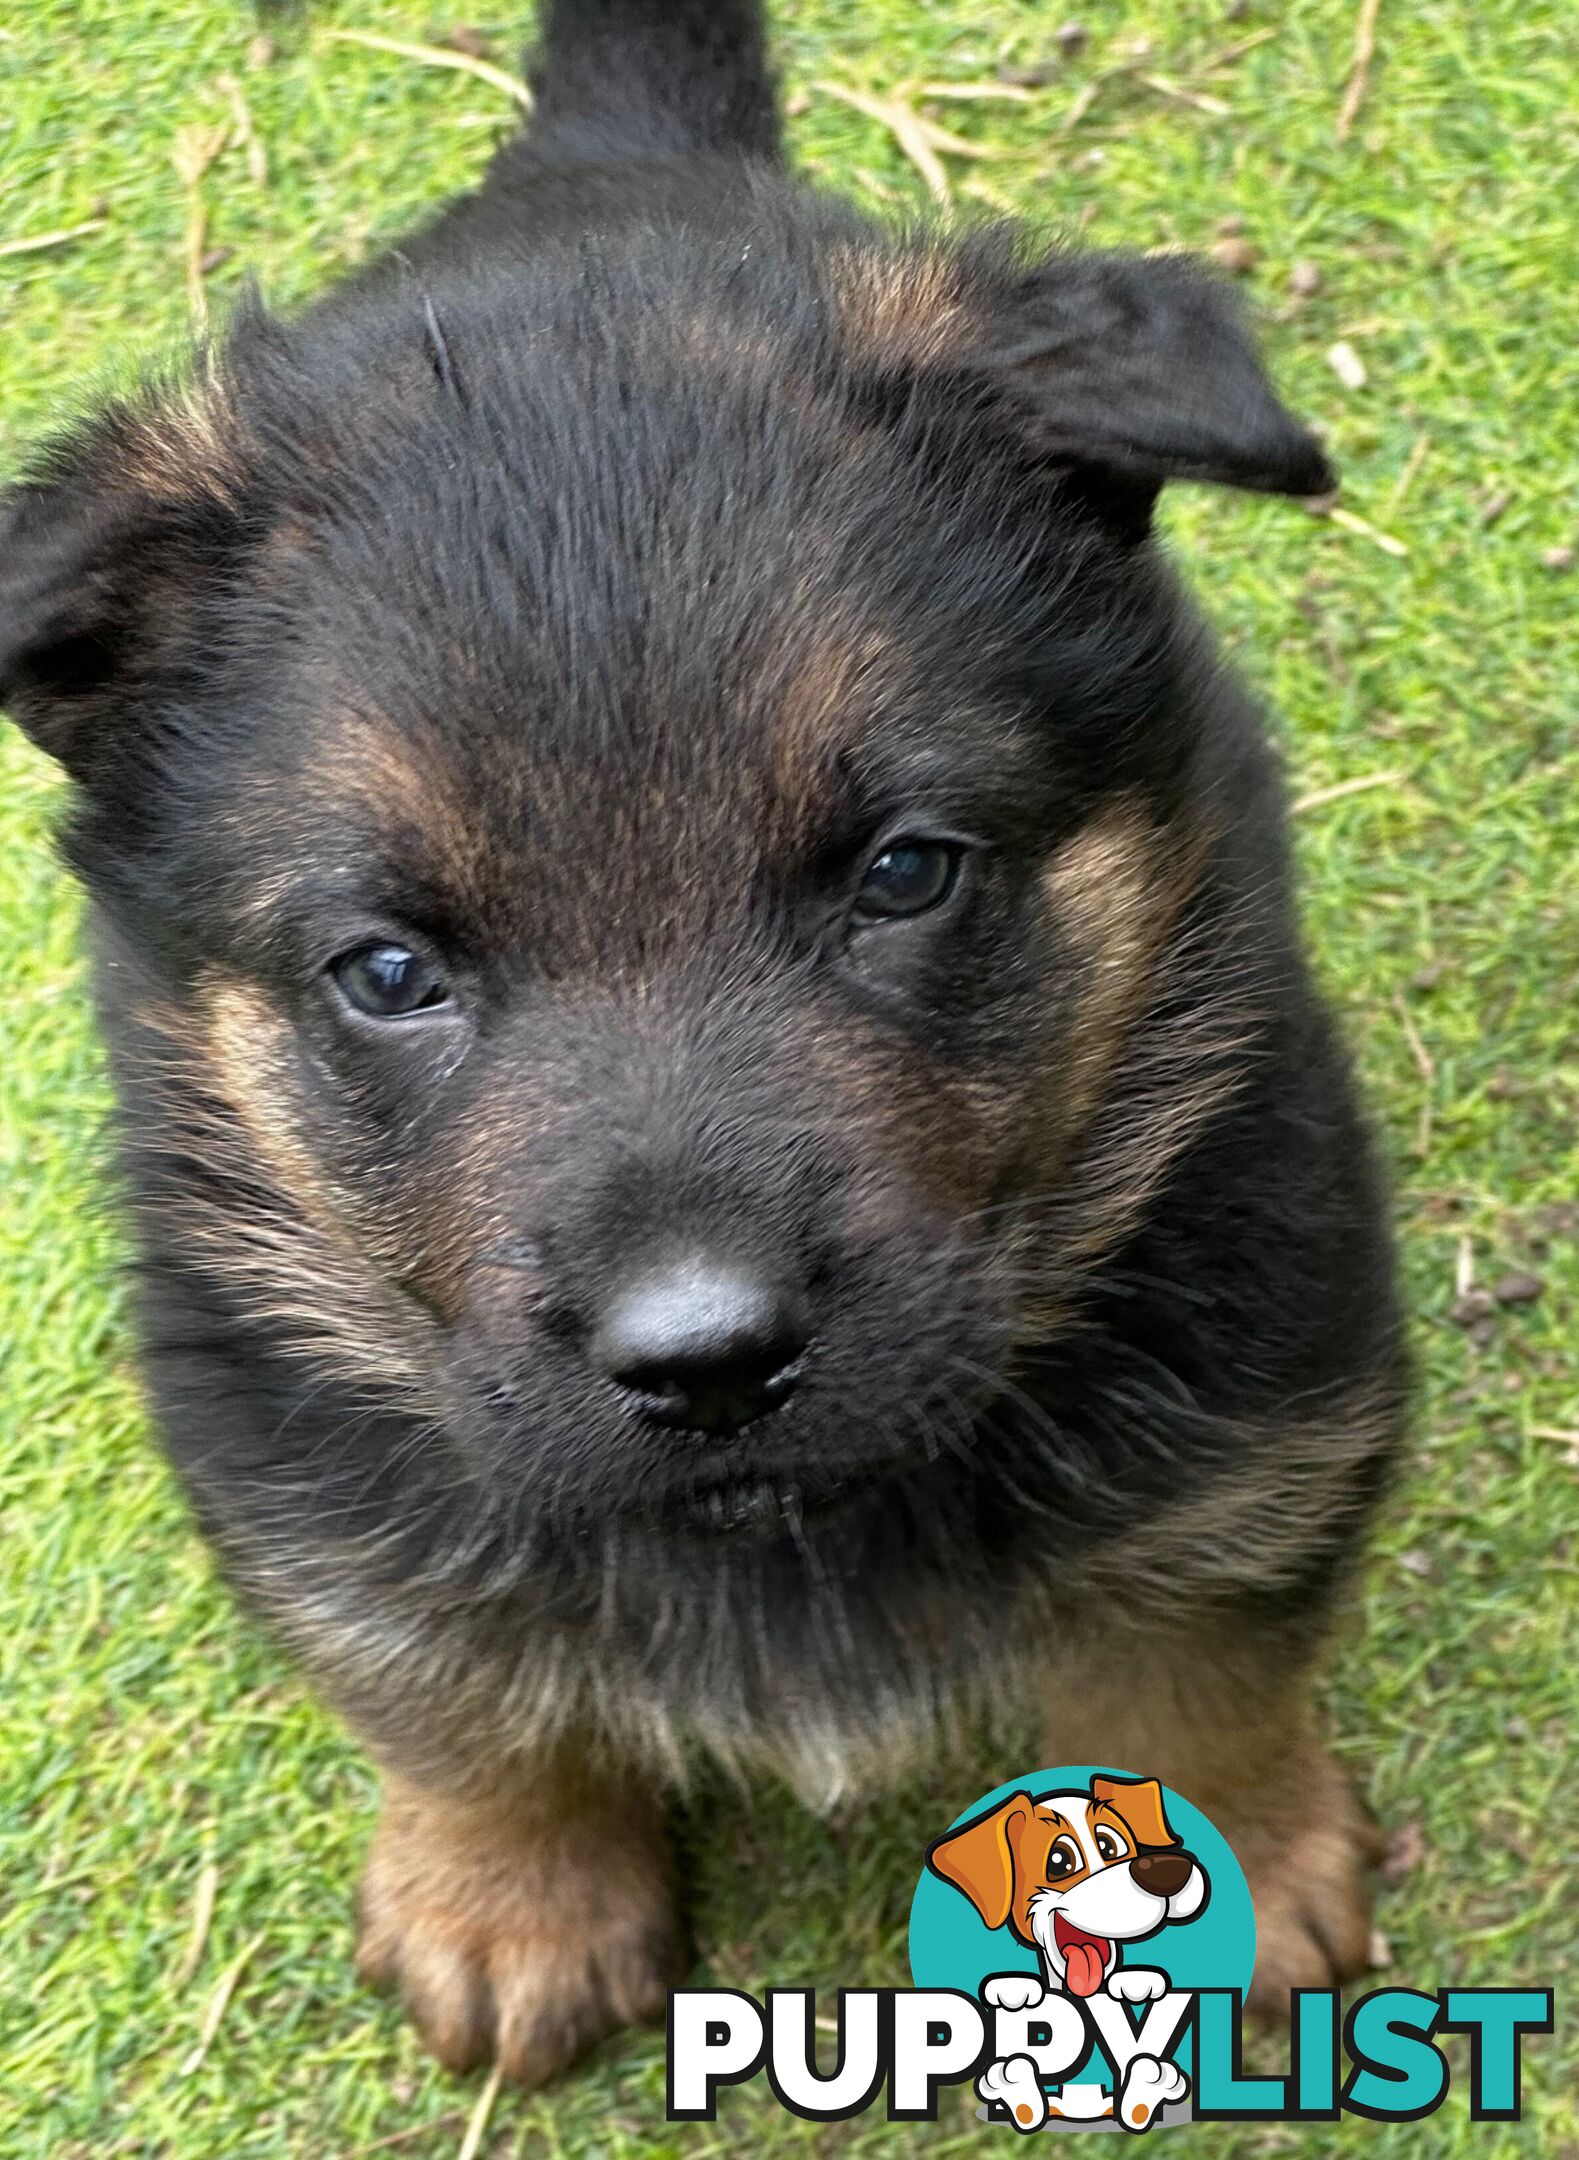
[2,4,1401,1802]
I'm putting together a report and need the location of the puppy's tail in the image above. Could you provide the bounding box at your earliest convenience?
[524,0,782,166]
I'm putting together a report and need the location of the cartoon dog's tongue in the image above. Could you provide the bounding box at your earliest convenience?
[1053,1914,1112,1998]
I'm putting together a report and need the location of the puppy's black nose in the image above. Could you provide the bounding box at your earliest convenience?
[593,1256,807,1435]
[1129,1850,1194,1898]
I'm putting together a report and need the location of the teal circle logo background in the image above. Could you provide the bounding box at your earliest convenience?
[909,1765,1255,2084]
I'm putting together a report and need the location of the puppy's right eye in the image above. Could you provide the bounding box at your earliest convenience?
[331,943,449,1019]
[1044,1836,1082,1880]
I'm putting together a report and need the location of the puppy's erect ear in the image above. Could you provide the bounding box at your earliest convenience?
[925,1791,1032,1931]
[980,252,1335,536]
[1091,1774,1180,1851]
[0,373,250,785]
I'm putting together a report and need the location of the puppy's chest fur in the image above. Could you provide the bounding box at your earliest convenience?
[183,1354,1396,1815]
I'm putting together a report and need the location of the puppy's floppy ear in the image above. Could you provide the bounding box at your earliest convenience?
[0,372,250,785]
[925,1791,1032,1931]
[1091,1774,1180,1851]
[980,251,1335,537]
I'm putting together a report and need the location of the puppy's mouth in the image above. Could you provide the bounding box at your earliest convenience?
[625,1390,919,1538]
[1053,1913,1115,1998]
[648,1452,876,1538]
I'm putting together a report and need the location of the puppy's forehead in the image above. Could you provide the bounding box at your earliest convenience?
[270,608,1032,948]
[266,296,1052,759]
[311,615,979,804]
[228,282,1084,939]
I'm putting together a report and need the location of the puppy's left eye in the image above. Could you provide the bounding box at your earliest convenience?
[331,943,449,1018]
[853,839,961,922]
[1094,1827,1129,1862]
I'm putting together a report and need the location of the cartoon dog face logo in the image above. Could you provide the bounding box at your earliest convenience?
[925,1774,1209,1998]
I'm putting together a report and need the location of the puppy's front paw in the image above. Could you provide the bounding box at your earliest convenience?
[1230,1752,1386,2017]
[1106,1966,1168,2004]
[355,1775,685,2086]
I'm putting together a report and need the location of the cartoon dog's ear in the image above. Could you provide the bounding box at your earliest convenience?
[1091,1775,1180,1850]
[979,251,1335,539]
[0,372,251,786]
[925,1792,1032,1930]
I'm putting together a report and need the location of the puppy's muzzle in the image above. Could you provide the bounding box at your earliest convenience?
[1128,1849,1195,1897]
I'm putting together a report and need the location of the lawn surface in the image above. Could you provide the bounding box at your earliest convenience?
[2,2,1575,2154]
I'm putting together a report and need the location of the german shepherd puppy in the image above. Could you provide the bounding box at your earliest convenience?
[0,0,1404,2084]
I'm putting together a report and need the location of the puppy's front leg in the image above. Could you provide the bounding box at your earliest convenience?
[1043,1627,1383,2015]
[355,1752,685,2085]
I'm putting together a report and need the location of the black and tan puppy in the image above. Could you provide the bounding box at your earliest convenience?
[0,0,1404,2085]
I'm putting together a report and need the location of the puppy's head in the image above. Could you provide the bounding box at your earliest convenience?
[927,1775,1207,1995]
[0,215,1328,1547]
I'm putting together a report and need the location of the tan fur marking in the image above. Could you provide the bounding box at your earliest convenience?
[769,624,895,824]
[136,979,444,1405]
[1009,806,1240,1333]
[1043,1626,1388,2016]
[223,705,505,942]
[828,243,976,371]
[356,1758,683,2085]
[317,714,494,909]
[119,373,246,508]
[1006,812,1270,1330]
[202,981,336,1224]
[1087,1383,1402,1612]
[1039,806,1194,1153]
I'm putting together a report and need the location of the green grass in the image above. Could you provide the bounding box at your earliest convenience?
[2,2,1576,2153]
